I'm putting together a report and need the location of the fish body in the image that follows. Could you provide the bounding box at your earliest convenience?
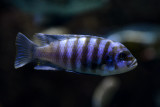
[15,33,137,76]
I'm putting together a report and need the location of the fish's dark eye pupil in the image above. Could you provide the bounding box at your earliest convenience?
[118,52,127,60]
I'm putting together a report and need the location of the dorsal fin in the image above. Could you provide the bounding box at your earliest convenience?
[33,33,101,46]
[33,33,49,46]
[42,34,92,40]
[35,33,92,41]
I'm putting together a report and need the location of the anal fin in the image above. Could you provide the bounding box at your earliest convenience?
[34,65,57,70]
[34,61,62,71]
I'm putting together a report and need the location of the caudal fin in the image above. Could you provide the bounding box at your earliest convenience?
[14,33,37,68]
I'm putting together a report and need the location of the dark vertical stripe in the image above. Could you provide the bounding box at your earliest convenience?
[91,38,101,72]
[100,41,111,65]
[55,41,60,63]
[115,62,119,70]
[62,39,68,66]
[80,37,90,72]
[71,37,79,70]
[112,46,118,70]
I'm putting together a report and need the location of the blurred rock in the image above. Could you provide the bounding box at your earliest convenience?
[92,77,120,107]
[42,27,69,34]
[107,24,160,44]
[106,24,160,61]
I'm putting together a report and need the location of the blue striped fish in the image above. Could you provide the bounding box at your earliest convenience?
[14,33,137,76]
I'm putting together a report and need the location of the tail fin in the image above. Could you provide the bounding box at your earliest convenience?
[14,33,37,68]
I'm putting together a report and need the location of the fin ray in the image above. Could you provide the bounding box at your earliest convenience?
[14,33,37,68]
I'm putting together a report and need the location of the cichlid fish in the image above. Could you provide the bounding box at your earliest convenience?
[14,33,137,76]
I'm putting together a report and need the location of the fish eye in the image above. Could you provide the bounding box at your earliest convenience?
[118,52,127,61]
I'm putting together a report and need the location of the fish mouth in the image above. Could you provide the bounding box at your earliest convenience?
[129,59,138,67]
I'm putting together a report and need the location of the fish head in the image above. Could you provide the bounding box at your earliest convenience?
[100,42,138,76]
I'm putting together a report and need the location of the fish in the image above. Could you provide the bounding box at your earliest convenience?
[14,33,137,76]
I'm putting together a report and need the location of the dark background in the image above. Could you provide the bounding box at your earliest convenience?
[0,0,160,107]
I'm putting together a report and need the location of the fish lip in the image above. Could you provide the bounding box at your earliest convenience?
[129,59,137,67]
